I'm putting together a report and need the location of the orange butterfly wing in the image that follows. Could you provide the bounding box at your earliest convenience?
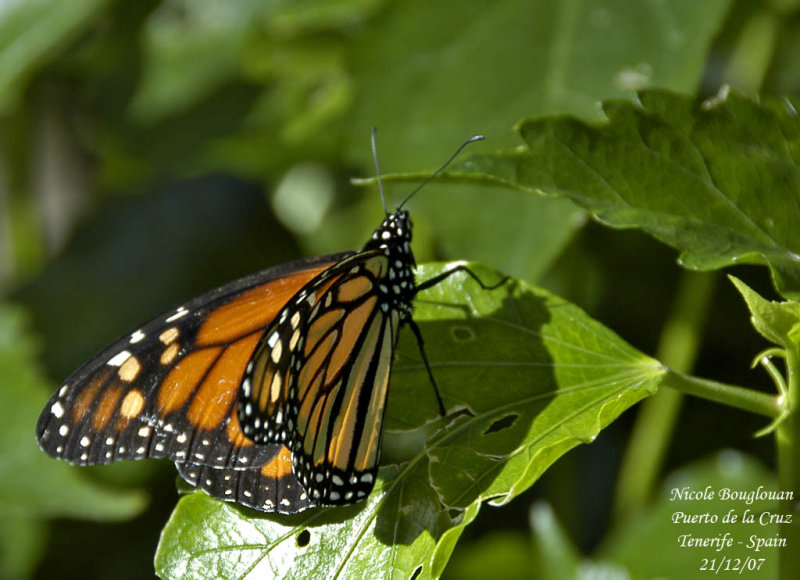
[36,254,348,513]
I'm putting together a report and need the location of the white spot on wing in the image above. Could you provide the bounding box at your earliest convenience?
[165,306,189,323]
[107,350,132,367]
[271,340,282,363]
[130,329,146,344]
[51,401,65,419]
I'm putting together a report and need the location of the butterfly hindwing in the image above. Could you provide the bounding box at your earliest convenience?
[176,443,315,513]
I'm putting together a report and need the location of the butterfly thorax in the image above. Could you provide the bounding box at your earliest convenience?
[361,209,416,321]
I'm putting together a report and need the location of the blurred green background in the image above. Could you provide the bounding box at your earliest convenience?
[1,0,798,578]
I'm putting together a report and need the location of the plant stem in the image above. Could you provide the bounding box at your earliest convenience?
[613,271,716,522]
[663,370,782,419]
[777,346,799,579]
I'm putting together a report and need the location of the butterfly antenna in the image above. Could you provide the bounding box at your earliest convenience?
[399,134,484,209]
[371,127,389,216]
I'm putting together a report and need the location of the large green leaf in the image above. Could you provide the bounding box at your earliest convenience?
[457,90,800,300]
[342,0,731,282]
[155,262,664,579]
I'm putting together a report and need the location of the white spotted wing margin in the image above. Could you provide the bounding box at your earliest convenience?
[175,453,316,514]
[35,253,352,475]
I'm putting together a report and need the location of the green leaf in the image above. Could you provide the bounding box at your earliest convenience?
[458,89,800,299]
[730,276,800,350]
[155,262,664,578]
[598,451,780,579]
[344,0,732,282]
[0,303,147,520]
[0,0,108,114]
[156,476,481,580]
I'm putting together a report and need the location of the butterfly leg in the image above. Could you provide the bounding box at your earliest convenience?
[407,318,446,416]
[411,264,508,417]
[415,264,508,294]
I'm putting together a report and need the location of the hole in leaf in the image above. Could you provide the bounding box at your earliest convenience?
[296,529,311,547]
[410,565,423,580]
[484,413,519,435]
[450,326,475,342]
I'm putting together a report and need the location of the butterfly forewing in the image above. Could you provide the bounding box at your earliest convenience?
[36,255,348,477]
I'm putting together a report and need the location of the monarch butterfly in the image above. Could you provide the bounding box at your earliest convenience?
[36,132,493,514]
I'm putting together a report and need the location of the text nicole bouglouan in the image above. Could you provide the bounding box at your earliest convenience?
[669,485,792,574]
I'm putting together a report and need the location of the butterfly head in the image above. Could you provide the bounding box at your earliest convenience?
[366,209,413,254]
